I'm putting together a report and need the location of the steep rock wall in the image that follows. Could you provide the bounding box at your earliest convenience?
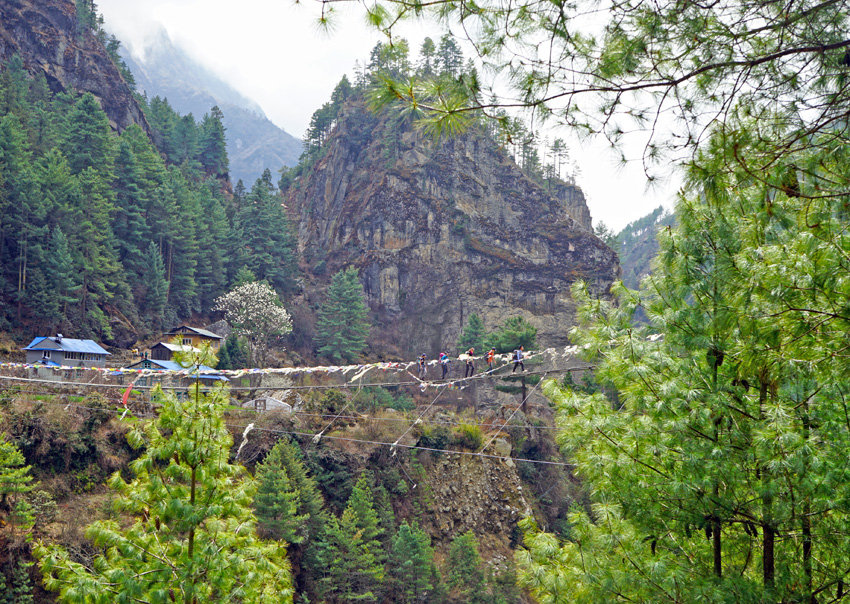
[292,103,619,356]
[0,0,149,134]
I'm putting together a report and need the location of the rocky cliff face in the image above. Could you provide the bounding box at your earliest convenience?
[0,0,149,133]
[291,103,619,356]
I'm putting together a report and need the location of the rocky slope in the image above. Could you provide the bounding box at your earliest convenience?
[291,103,619,356]
[118,27,303,186]
[0,0,148,133]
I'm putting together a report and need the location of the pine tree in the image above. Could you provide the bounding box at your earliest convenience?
[11,560,32,604]
[198,106,229,179]
[112,138,150,286]
[45,228,79,323]
[489,316,537,353]
[142,241,168,331]
[34,346,294,604]
[0,436,34,516]
[60,93,113,176]
[388,522,438,604]
[418,38,437,77]
[234,169,297,292]
[315,267,370,363]
[517,124,850,604]
[317,473,385,603]
[216,334,250,371]
[436,34,464,78]
[254,441,310,543]
[447,531,487,604]
[457,313,487,353]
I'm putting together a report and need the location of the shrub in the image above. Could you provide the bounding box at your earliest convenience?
[453,423,483,451]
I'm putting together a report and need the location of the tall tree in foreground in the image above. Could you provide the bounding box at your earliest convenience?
[517,125,850,603]
[34,345,294,604]
[315,267,370,363]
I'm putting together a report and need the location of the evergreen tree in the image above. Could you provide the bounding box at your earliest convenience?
[198,106,229,179]
[235,170,297,292]
[517,125,850,603]
[254,441,310,543]
[66,167,126,336]
[11,560,32,604]
[60,93,113,176]
[489,316,537,353]
[141,241,168,331]
[34,347,294,604]
[388,522,438,604]
[317,473,385,603]
[45,228,79,323]
[0,436,34,516]
[0,55,30,123]
[436,34,464,78]
[457,313,487,353]
[315,267,370,363]
[447,531,487,604]
[112,138,150,285]
[216,334,250,370]
[417,38,437,77]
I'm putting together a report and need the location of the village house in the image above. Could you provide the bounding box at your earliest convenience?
[22,334,110,368]
[162,325,223,350]
[149,342,202,362]
[122,358,228,398]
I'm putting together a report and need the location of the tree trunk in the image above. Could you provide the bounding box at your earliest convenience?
[760,377,775,590]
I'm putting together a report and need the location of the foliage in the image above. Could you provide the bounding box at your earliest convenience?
[315,267,370,364]
[346,0,850,192]
[387,522,439,604]
[216,334,250,370]
[352,387,414,413]
[488,317,537,353]
[214,280,292,367]
[0,435,34,535]
[316,473,385,603]
[452,423,483,451]
[0,55,302,340]
[456,313,487,354]
[254,439,327,545]
[34,346,294,604]
[447,531,487,604]
[517,123,850,603]
[592,222,618,253]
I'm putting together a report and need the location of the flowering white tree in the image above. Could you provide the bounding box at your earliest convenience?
[214,281,292,368]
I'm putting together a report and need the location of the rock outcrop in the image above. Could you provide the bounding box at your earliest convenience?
[0,0,149,134]
[291,102,619,356]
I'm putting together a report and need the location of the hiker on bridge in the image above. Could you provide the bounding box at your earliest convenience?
[464,347,476,378]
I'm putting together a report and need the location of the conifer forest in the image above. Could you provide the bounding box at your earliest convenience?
[2,0,850,602]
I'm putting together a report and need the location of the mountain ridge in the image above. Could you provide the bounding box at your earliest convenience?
[117,26,303,185]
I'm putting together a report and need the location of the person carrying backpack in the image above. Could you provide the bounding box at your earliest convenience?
[418,354,427,379]
[464,347,476,378]
[439,353,451,379]
[486,347,496,371]
[512,346,525,373]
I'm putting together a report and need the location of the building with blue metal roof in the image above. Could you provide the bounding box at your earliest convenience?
[22,334,111,367]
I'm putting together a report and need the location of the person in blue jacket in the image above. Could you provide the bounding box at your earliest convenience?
[439,352,451,379]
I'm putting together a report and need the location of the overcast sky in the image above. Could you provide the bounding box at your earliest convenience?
[98,0,677,232]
